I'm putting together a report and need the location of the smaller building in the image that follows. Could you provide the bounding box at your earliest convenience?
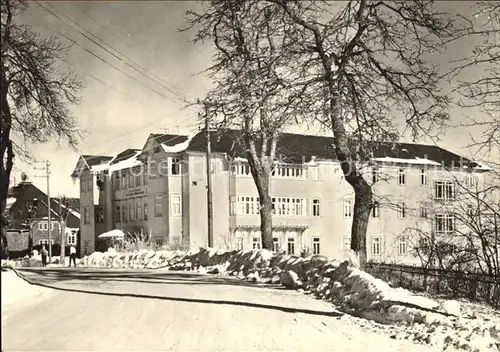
[6,180,81,257]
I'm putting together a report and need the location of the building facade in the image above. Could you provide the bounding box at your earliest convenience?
[6,181,81,256]
[71,130,492,263]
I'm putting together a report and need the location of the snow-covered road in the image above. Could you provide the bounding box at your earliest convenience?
[2,268,439,351]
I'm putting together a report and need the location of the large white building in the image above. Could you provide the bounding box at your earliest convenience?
[71,129,492,263]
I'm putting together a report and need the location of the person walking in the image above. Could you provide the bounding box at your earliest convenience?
[69,244,77,267]
[40,245,48,267]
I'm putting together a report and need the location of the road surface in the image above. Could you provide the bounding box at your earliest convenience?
[2,268,438,351]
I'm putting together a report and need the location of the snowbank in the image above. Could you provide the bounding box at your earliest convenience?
[1,268,53,306]
[78,248,500,351]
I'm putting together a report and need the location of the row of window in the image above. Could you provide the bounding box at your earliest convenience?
[248,237,321,255]
[231,196,321,217]
[231,163,320,180]
[114,159,184,190]
[37,222,56,231]
[116,195,182,223]
[37,235,77,246]
[373,168,477,192]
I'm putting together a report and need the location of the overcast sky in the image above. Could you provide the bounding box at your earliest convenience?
[11,1,496,198]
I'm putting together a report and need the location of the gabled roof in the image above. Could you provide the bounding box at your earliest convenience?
[71,154,113,178]
[81,155,113,167]
[183,129,484,168]
[150,133,189,147]
[110,149,140,165]
[7,182,80,228]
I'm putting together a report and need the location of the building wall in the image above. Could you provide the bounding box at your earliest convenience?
[79,170,95,256]
[76,149,491,265]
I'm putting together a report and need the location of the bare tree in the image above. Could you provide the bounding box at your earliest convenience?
[184,1,299,249]
[451,2,499,166]
[406,173,499,277]
[1,0,82,256]
[259,0,461,267]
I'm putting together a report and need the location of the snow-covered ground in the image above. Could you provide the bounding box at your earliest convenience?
[73,248,500,352]
[1,268,54,307]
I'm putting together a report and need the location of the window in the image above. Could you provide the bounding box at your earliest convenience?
[434,180,454,200]
[210,161,215,174]
[397,202,406,219]
[120,171,127,189]
[159,160,169,176]
[398,169,406,185]
[312,199,320,217]
[419,202,428,218]
[128,171,134,189]
[252,237,261,250]
[372,168,379,184]
[129,201,135,221]
[171,158,183,175]
[466,204,474,218]
[235,196,260,215]
[272,164,304,178]
[272,197,305,216]
[287,238,295,255]
[67,231,77,245]
[38,222,45,231]
[84,207,90,224]
[343,199,353,218]
[80,177,86,192]
[171,195,182,216]
[143,197,148,220]
[116,205,121,223]
[143,163,148,185]
[420,169,428,186]
[343,237,351,252]
[272,237,280,252]
[154,195,164,217]
[114,173,120,190]
[122,203,127,222]
[398,237,407,255]
[312,237,320,255]
[465,173,477,188]
[136,198,142,221]
[231,162,252,176]
[310,166,319,180]
[435,214,455,234]
[372,201,380,218]
[38,239,54,245]
[372,237,381,255]
[95,207,104,223]
[171,236,181,245]
[134,167,142,187]
[235,238,243,250]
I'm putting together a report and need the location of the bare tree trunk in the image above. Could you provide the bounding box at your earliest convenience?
[259,194,273,250]
[1,64,13,259]
[351,181,372,266]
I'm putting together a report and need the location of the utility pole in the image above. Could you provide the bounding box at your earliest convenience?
[59,197,65,265]
[204,103,214,248]
[35,160,52,262]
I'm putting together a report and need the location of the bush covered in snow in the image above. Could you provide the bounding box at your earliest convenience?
[75,248,500,351]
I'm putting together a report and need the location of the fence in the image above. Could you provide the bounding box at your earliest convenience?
[365,262,500,308]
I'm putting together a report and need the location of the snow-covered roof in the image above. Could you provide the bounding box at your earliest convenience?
[371,157,442,166]
[160,133,197,153]
[98,229,125,239]
[90,150,143,173]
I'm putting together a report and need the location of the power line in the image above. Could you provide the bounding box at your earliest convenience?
[33,20,196,147]
[43,1,190,104]
[35,1,183,105]
[32,17,202,161]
